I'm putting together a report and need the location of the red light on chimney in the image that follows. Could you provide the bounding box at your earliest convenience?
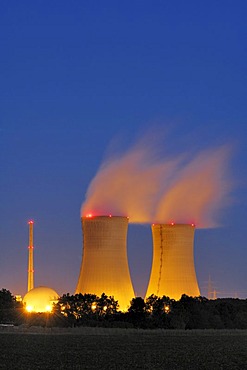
[86,214,92,218]
[28,220,34,224]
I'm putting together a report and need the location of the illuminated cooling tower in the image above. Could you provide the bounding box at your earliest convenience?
[145,224,200,300]
[76,216,135,311]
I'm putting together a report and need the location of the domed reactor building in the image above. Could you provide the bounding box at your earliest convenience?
[23,286,59,313]
[76,215,135,311]
[145,223,200,300]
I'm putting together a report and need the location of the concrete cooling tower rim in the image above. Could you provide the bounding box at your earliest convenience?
[82,215,129,220]
[152,223,196,227]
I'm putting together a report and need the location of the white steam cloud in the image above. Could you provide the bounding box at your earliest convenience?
[81,135,232,228]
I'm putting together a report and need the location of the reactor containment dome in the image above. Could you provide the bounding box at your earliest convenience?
[76,215,135,311]
[23,286,59,313]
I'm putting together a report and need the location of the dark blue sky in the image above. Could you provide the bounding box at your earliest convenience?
[1,1,246,298]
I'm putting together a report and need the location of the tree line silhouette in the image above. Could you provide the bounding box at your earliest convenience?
[1,288,247,329]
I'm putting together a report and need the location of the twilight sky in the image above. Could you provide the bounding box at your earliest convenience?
[1,1,247,299]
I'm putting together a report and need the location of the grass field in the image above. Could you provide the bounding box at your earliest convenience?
[0,328,246,369]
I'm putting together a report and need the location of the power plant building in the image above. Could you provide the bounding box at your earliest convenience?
[23,286,59,313]
[146,224,200,300]
[76,216,135,311]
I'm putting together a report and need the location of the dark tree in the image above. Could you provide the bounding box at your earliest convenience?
[127,297,147,327]
[0,288,21,324]
[145,295,172,328]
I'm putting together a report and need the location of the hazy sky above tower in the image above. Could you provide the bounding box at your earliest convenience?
[0,1,247,299]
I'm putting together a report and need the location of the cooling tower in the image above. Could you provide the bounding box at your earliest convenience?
[145,224,200,300]
[76,216,135,311]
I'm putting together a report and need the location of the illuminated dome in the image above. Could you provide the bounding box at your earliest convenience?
[23,286,59,313]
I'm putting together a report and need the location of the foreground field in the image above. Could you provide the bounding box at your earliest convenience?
[0,328,246,369]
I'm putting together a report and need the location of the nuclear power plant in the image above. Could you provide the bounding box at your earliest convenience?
[76,215,135,311]
[145,223,200,300]
[22,218,201,311]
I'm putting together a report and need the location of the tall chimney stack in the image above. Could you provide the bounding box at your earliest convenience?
[27,220,34,292]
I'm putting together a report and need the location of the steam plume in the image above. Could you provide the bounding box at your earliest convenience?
[81,136,232,227]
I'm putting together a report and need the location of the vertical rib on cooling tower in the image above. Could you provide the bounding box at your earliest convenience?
[145,224,200,300]
[75,216,135,311]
